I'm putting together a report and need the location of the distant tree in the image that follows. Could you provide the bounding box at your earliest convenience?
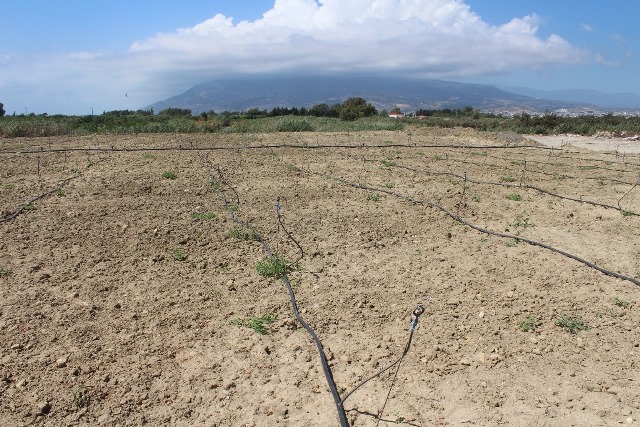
[339,97,377,121]
[0,102,5,117]
[159,108,192,117]
[389,106,402,115]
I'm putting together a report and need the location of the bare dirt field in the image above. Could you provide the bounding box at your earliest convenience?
[1,128,640,427]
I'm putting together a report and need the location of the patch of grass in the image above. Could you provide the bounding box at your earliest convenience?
[226,226,258,241]
[506,193,522,201]
[621,209,635,217]
[505,239,519,247]
[142,153,155,159]
[555,174,568,181]
[56,188,65,197]
[162,171,177,180]
[367,193,383,202]
[614,297,630,309]
[256,256,298,277]
[3,183,16,190]
[500,176,516,182]
[579,165,598,170]
[23,204,35,211]
[173,247,186,262]
[72,385,91,409]
[472,194,481,202]
[286,163,302,172]
[191,212,216,220]
[507,214,535,235]
[597,308,623,318]
[470,151,488,157]
[232,313,277,335]
[556,314,590,334]
[518,315,539,332]
[596,176,606,186]
[0,268,12,277]
[431,155,443,161]
[383,182,395,189]
[381,158,397,167]
[228,204,239,212]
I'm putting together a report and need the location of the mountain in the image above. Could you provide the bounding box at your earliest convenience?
[146,75,602,113]
[497,86,640,110]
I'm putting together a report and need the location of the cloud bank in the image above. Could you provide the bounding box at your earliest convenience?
[0,0,590,114]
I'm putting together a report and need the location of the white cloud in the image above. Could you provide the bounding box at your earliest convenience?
[0,0,594,114]
[129,0,587,78]
[580,23,593,32]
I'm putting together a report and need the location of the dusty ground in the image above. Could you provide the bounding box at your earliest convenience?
[1,128,640,427]
[527,134,640,155]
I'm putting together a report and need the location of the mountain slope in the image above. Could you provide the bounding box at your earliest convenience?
[498,86,640,109]
[146,75,598,113]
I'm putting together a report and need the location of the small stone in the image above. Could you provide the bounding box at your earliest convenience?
[529,337,538,344]
[37,401,51,415]
[627,417,634,424]
[339,355,351,363]
[622,407,633,416]
[532,348,542,355]
[114,302,121,309]
[11,343,22,351]
[16,378,27,388]
[56,356,68,368]
[459,358,471,366]
[603,344,612,352]
[473,352,486,363]
[478,311,485,319]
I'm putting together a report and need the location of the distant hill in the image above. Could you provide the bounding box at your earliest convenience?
[497,86,640,110]
[146,75,601,114]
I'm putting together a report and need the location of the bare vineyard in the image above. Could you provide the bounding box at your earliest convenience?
[1,128,640,426]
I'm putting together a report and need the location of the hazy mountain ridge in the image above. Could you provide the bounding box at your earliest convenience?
[497,86,640,109]
[147,75,629,114]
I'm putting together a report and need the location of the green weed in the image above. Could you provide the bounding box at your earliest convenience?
[614,298,630,309]
[507,214,534,235]
[472,194,481,202]
[383,182,395,189]
[367,193,383,202]
[506,193,523,201]
[256,256,298,277]
[56,188,65,197]
[72,385,91,409]
[500,176,516,182]
[518,315,539,332]
[621,209,635,217]
[505,239,519,247]
[173,247,186,262]
[226,227,258,241]
[191,212,216,220]
[162,171,177,180]
[142,153,155,159]
[556,314,590,334]
[286,163,302,172]
[0,268,12,277]
[2,183,16,190]
[381,158,397,167]
[23,204,35,211]
[232,313,277,335]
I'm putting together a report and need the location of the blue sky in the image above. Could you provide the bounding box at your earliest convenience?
[0,0,638,115]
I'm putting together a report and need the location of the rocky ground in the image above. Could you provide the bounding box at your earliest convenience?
[1,128,640,426]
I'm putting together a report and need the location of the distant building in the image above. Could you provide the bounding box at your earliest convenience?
[388,112,405,119]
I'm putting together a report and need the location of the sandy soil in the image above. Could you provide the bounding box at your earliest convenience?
[1,128,640,426]
[527,134,640,155]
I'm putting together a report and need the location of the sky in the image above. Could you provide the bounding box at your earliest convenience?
[0,0,638,115]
